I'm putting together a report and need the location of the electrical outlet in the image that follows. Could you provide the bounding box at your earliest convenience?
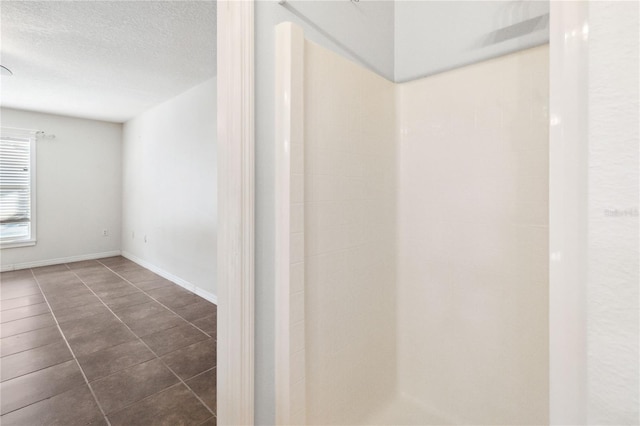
[102,229,109,237]
[131,231,135,239]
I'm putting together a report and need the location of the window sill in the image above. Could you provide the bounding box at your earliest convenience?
[1,240,36,249]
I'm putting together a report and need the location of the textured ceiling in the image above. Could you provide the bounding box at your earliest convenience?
[0,1,216,123]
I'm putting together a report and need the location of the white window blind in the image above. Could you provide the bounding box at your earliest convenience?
[1,129,36,246]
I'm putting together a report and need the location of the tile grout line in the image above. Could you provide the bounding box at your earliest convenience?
[38,267,186,421]
[0,328,61,360]
[198,416,217,426]
[3,280,211,377]
[2,336,203,391]
[0,319,56,341]
[3,262,216,420]
[0,290,43,303]
[70,261,217,419]
[188,365,216,382]
[0,296,44,311]
[26,266,112,426]
[93,263,217,418]
[96,260,216,341]
[0,341,75,383]
[0,301,49,323]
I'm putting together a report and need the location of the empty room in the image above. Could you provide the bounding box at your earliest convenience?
[0,1,217,424]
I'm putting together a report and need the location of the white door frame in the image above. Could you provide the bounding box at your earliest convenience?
[217,0,255,424]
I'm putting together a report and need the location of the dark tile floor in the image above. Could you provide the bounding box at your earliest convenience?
[0,256,217,425]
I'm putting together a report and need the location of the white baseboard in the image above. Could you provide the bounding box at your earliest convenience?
[194,286,218,305]
[1,251,122,272]
[121,251,217,305]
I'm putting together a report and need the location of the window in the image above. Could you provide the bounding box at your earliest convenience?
[1,128,37,247]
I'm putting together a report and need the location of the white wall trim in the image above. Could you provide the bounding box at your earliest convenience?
[275,22,306,425]
[549,2,589,424]
[217,0,255,424]
[1,250,121,272]
[121,251,217,305]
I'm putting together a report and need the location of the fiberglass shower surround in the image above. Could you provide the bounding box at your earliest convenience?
[275,22,549,425]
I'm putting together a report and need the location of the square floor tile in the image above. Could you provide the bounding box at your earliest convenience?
[191,314,217,337]
[174,300,216,322]
[53,302,111,324]
[85,280,129,293]
[113,301,169,324]
[66,260,101,270]
[99,257,139,271]
[0,359,84,415]
[0,326,64,357]
[0,285,41,301]
[67,323,137,357]
[48,293,101,311]
[186,368,216,413]
[59,312,121,340]
[38,279,83,292]
[1,272,36,281]
[161,339,216,380]
[127,311,185,338]
[0,295,45,312]
[78,340,155,381]
[107,263,144,274]
[156,293,202,310]
[80,272,125,286]
[97,256,132,267]
[1,340,72,381]
[91,358,179,414]
[93,285,140,300]
[0,270,34,282]
[102,292,152,310]
[118,269,161,284]
[31,264,69,275]
[141,324,208,356]
[0,280,38,292]
[133,278,174,292]
[107,384,211,426]
[35,272,78,287]
[42,285,94,301]
[0,303,50,324]
[0,384,104,425]
[71,269,111,282]
[0,313,56,338]
[145,285,192,300]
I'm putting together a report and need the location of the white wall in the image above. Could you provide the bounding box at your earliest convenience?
[255,2,394,422]
[121,78,217,300]
[303,39,397,425]
[587,2,639,423]
[394,0,549,82]
[0,108,122,270]
[396,45,549,424]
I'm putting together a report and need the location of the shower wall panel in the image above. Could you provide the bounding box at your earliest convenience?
[303,39,397,424]
[277,22,550,425]
[396,45,550,424]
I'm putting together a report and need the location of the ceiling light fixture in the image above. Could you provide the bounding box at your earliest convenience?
[0,65,13,76]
